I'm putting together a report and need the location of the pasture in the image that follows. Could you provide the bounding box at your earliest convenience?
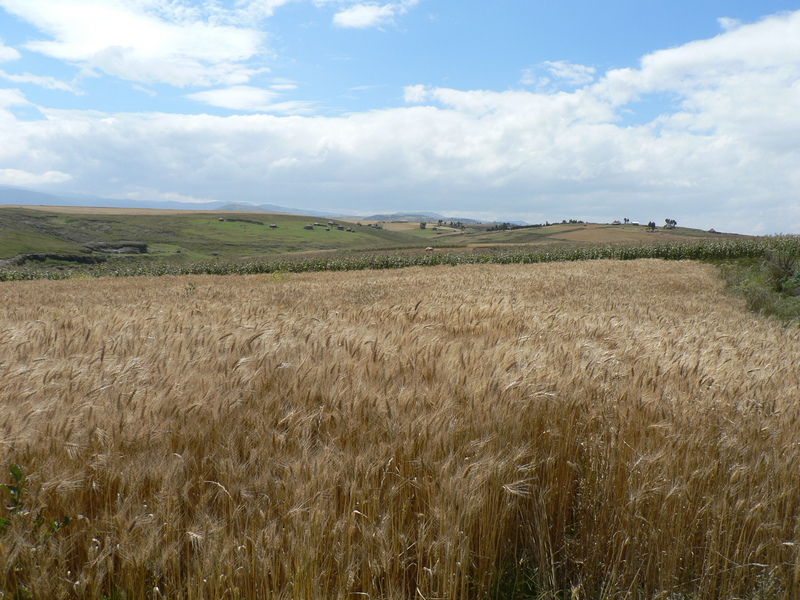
[1,260,799,599]
[0,207,430,263]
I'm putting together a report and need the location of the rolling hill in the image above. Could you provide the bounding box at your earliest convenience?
[0,204,749,270]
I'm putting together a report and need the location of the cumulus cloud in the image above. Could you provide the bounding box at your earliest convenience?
[333,0,419,29]
[0,0,266,86]
[593,10,800,106]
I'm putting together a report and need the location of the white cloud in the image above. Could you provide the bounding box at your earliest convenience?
[403,83,427,103]
[186,85,314,113]
[521,61,596,89]
[718,17,742,32]
[333,0,419,29]
[0,168,72,186]
[0,0,267,86]
[542,61,596,86]
[232,0,298,21]
[246,99,318,114]
[594,10,800,106]
[0,88,29,107]
[0,38,21,62]
[519,68,539,86]
[334,4,394,28]
[121,187,217,204]
[187,85,279,111]
[0,69,78,91]
[132,84,158,97]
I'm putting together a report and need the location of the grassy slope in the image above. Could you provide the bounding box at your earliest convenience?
[0,207,431,261]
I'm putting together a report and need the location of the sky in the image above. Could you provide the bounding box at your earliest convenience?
[0,1,799,233]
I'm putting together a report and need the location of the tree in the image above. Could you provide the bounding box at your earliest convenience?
[646,221,656,231]
[664,219,677,229]
[623,218,629,225]
[419,221,427,229]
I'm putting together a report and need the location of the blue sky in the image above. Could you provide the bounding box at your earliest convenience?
[1,1,799,233]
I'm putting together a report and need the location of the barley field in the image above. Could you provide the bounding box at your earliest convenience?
[1,260,799,599]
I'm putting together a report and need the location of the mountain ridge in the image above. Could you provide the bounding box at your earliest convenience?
[0,186,496,224]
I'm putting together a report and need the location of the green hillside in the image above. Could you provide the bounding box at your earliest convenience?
[0,207,433,263]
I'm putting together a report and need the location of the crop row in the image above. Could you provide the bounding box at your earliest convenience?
[1,236,797,282]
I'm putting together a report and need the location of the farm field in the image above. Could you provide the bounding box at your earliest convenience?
[2,260,800,599]
[0,206,747,271]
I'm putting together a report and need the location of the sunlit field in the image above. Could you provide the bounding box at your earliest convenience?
[1,260,799,599]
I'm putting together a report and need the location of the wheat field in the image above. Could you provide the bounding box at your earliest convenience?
[1,260,799,599]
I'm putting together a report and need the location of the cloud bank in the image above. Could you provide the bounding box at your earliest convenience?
[0,7,798,233]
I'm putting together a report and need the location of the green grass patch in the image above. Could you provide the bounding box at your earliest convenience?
[717,255,800,326]
[0,208,432,261]
[0,229,79,257]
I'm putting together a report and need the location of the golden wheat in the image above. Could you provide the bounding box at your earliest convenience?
[1,260,799,599]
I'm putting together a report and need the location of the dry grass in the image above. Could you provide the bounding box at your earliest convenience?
[544,225,699,244]
[1,260,799,599]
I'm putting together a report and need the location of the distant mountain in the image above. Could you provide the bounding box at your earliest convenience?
[0,186,70,206]
[0,185,499,223]
[0,185,221,211]
[0,186,351,217]
[216,203,271,212]
[363,212,443,222]
[364,212,485,224]
[216,203,340,218]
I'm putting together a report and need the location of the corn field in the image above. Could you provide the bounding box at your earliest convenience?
[1,260,799,599]
[1,236,798,282]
